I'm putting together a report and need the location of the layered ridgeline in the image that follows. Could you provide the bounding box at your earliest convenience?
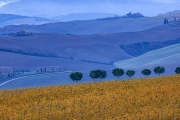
[0,76,180,119]
[0,14,180,89]
[0,14,54,27]
[0,17,163,35]
[0,22,180,70]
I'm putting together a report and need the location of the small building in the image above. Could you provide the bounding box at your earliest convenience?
[37,66,66,73]
[0,67,14,75]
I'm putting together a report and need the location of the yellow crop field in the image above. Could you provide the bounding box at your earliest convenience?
[0,76,180,120]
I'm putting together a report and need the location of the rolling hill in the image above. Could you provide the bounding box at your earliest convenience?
[0,14,54,27]
[0,17,164,35]
[0,17,180,89]
[156,10,180,21]
[0,51,113,70]
[0,21,180,71]
[120,37,180,56]
[53,13,115,21]
[114,43,180,69]
[0,34,132,64]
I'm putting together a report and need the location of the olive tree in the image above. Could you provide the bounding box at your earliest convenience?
[142,69,151,77]
[70,72,83,83]
[89,70,98,82]
[175,67,180,75]
[154,66,165,76]
[112,68,124,79]
[126,70,135,79]
[89,69,107,82]
[100,70,107,81]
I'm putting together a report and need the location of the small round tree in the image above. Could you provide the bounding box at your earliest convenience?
[96,69,102,80]
[175,67,180,75]
[89,70,98,82]
[141,69,151,77]
[126,70,135,79]
[89,69,107,82]
[154,66,165,76]
[112,68,124,79]
[100,70,107,81]
[70,72,83,83]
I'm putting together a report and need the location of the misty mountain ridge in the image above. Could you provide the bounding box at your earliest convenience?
[53,12,144,21]
[0,12,146,28]
[0,14,55,27]
[0,11,175,29]
[53,13,116,21]
[0,17,163,35]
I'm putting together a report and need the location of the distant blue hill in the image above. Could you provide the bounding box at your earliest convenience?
[0,14,28,22]
[0,14,55,27]
[0,17,164,35]
[53,13,115,21]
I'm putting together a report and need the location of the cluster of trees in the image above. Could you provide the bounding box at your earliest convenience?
[0,75,8,82]
[111,68,135,79]
[69,72,83,83]
[164,18,169,24]
[9,30,33,37]
[0,72,18,82]
[69,66,180,83]
[0,69,31,83]
[89,70,107,82]
[0,48,58,58]
[175,67,180,74]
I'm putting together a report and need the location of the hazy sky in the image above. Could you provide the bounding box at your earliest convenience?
[0,0,179,18]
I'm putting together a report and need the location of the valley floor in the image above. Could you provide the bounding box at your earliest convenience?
[0,75,180,119]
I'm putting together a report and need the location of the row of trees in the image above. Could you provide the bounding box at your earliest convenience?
[164,18,169,24]
[69,66,180,83]
[164,17,178,25]
[0,69,31,83]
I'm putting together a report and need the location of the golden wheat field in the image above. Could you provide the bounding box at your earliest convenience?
[0,76,180,120]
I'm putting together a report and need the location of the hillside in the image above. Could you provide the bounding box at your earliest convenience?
[0,21,180,71]
[0,17,163,35]
[0,34,132,66]
[0,51,113,70]
[0,14,54,27]
[114,43,180,69]
[53,13,115,21]
[120,37,180,56]
[156,10,180,21]
[0,76,180,119]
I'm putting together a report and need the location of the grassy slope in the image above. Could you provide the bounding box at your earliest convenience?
[0,51,113,70]
[0,76,180,119]
[114,43,180,69]
[0,34,132,63]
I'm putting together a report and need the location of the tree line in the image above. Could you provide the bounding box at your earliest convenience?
[0,69,31,83]
[69,66,180,83]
